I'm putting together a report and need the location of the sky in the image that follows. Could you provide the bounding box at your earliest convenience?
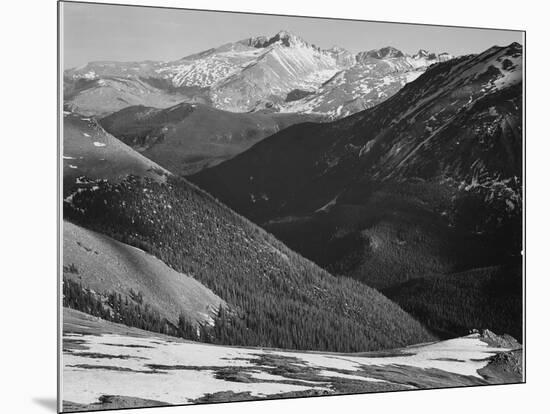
[61,1,523,69]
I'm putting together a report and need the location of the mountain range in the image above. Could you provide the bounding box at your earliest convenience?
[190,42,523,339]
[64,30,454,175]
[62,29,522,354]
[64,30,451,118]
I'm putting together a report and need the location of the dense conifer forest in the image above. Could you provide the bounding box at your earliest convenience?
[64,176,435,352]
[383,262,523,340]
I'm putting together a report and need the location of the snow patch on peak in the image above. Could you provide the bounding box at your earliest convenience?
[363,46,405,59]
[244,30,309,49]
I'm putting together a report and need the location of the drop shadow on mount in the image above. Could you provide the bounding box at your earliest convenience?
[32,397,57,412]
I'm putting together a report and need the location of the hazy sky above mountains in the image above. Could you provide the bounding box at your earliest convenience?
[61,2,523,69]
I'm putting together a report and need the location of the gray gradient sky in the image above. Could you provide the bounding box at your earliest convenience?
[61,1,523,69]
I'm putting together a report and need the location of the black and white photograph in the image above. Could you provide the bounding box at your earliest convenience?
[57,1,525,412]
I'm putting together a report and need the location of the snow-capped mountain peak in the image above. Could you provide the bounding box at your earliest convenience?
[65,30,459,117]
[364,46,406,59]
[242,30,309,49]
[272,30,305,46]
[416,49,430,57]
[412,49,436,60]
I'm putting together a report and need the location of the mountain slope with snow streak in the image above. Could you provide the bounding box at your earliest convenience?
[192,42,522,223]
[280,46,453,119]
[62,111,170,194]
[279,57,427,119]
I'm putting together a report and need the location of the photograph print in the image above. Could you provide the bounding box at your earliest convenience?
[59,1,524,412]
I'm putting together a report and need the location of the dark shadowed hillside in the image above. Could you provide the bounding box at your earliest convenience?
[190,43,523,339]
[64,175,435,353]
[383,261,523,340]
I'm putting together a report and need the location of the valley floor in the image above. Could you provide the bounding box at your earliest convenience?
[62,308,522,412]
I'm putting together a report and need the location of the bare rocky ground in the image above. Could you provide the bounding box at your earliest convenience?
[62,308,523,412]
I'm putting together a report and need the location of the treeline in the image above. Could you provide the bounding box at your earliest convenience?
[64,176,434,352]
[64,276,327,346]
[63,277,231,342]
[64,277,213,340]
[63,278,178,336]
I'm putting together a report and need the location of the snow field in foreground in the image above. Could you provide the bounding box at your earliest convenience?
[63,332,505,405]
